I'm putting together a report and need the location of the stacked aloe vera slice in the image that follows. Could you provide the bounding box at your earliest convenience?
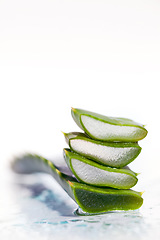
[62,108,147,213]
[12,108,147,215]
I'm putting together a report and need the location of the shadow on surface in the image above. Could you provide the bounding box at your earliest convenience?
[19,182,75,217]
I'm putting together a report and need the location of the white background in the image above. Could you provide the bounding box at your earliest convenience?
[1,2,160,240]
[0,0,160,180]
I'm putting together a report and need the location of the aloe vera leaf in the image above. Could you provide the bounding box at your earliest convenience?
[63,132,141,168]
[12,154,143,214]
[71,108,148,142]
[63,149,138,189]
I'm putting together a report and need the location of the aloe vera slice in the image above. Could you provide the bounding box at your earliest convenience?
[12,154,143,214]
[63,148,138,189]
[71,108,147,142]
[63,132,141,168]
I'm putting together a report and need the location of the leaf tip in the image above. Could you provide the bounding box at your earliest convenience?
[63,148,67,153]
[136,172,141,176]
[71,107,76,112]
[63,148,68,156]
[68,180,74,187]
[61,131,67,136]
[140,191,145,196]
[55,168,61,175]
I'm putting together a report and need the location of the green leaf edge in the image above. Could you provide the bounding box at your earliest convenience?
[63,131,142,168]
[63,148,138,189]
[71,108,148,142]
[12,154,143,214]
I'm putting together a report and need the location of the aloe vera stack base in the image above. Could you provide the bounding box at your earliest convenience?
[61,108,147,213]
[12,108,147,215]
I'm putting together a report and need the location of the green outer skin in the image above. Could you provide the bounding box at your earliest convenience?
[64,132,141,168]
[63,148,138,189]
[12,154,143,214]
[71,108,148,142]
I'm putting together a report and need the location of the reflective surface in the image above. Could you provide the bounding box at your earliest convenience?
[1,166,160,240]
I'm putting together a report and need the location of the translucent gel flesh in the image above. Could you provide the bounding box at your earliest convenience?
[71,159,135,188]
[81,115,143,141]
[70,139,135,166]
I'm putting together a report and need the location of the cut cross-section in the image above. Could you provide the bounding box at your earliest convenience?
[64,132,141,168]
[64,149,138,189]
[71,108,148,142]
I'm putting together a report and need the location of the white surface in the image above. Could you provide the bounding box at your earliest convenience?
[0,0,160,239]
[0,168,160,240]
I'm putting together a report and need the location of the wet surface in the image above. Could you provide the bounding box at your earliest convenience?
[1,168,160,240]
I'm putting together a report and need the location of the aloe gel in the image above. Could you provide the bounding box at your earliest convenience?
[63,149,138,189]
[71,108,147,142]
[11,108,147,214]
[12,154,143,214]
[63,132,141,168]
